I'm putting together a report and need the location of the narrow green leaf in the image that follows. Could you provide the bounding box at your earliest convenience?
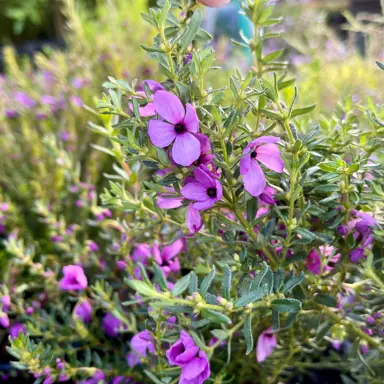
[153,263,168,291]
[291,104,316,118]
[243,314,254,354]
[172,273,191,297]
[180,10,201,51]
[314,293,338,307]
[221,265,232,300]
[283,272,305,293]
[271,298,302,313]
[234,287,264,308]
[200,266,216,298]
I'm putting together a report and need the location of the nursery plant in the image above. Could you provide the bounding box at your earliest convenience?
[2,0,384,384]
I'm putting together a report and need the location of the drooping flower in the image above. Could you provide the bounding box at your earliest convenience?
[166,331,211,384]
[102,313,123,337]
[130,330,156,357]
[193,133,214,167]
[259,186,276,205]
[256,327,277,363]
[74,299,92,322]
[181,165,222,210]
[240,136,284,197]
[59,265,88,291]
[148,91,201,166]
[153,239,185,277]
[186,203,203,234]
[197,0,231,7]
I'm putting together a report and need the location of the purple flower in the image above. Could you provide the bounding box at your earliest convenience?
[259,186,276,205]
[130,330,156,356]
[166,331,211,384]
[181,165,222,210]
[72,77,89,89]
[71,95,83,108]
[59,265,88,291]
[9,323,27,340]
[256,327,277,363]
[157,187,184,209]
[102,313,122,337]
[240,136,284,197]
[15,92,36,109]
[306,250,322,275]
[5,109,18,118]
[88,240,99,252]
[132,244,152,264]
[350,248,365,263]
[0,313,10,328]
[1,295,10,311]
[74,299,92,322]
[353,211,376,234]
[166,331,199,366]
[148,91,201,166]
[153,239,184,277]
[127,351,141,367]
[186,204,202,234]
[193,133,214,167]
[184,53,193,64]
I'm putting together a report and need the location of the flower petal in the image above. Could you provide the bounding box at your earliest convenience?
[193,165,215,188]
[240,152,251,175]
[242,160,266,197]
[256,144,284,173]
[193,198,216,211]
[172,132,201,166]
[181,182,208,202]
[252,136,280,146]
[186,204,202,234]
[162,239,184,261]
[256,329,277,363]
[183,104,199,133]
[157,195,183,209]
[148,120,177,148]
[215,180,223,200]
[153,91,185,124]
[182,357,207,380]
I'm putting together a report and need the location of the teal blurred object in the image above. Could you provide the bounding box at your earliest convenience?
[203,0,253,65]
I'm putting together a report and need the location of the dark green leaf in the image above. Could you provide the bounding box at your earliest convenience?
[243,315,254,354]
[271,298,302,313]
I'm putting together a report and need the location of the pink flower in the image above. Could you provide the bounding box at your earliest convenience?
[240,136,284,197]
[186,203,202,234]
[102,313,123,337]
[9,323,27,340]
[166,331,211,384]
[306,250,322,275]
[197,0,231,7]
[0,313,10,328]
[130,330,156,356]
[132,243,152,264]
[59,265,88,291]
[148,91,201,166]
[153,239,184,277]
[74,299,92,322]
[256,327,277,363]
[181,165,222,211]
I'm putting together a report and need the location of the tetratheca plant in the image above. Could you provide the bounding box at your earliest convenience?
[5,1,384,384]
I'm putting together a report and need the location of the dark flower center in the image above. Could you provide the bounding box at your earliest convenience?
[174,123,186,134]
[250,150,257,159]
[207,188,217,198]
